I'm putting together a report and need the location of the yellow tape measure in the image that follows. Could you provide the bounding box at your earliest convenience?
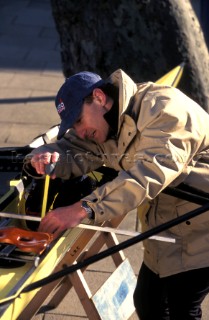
[41,174,50,218]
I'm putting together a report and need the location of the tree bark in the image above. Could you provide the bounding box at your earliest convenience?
[51,0,209,111]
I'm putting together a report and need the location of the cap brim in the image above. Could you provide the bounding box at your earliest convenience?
[57,121,69,140]
[57,105,82,140]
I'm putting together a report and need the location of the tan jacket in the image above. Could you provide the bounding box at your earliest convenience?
[28,69,209,277]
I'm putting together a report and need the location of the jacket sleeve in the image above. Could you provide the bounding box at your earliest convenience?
[83,87,206,223]
[24,130,104,179]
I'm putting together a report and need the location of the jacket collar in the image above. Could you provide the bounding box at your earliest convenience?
[107,69,137,134]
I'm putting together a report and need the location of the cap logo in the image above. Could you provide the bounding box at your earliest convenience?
[57,99,65,114]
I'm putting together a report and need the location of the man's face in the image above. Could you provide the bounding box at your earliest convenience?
[73,89,111,144]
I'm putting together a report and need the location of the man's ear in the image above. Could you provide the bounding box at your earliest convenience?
[93,88,106,104]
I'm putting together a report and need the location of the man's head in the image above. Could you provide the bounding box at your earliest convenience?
[55,71,107,140]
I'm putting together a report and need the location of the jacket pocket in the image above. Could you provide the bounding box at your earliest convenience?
[176,202,209,259]
[176,201,209,234]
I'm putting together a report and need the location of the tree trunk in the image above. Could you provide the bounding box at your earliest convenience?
[50,0,209,111]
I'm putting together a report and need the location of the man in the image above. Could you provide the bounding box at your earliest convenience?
[25,69,209,319]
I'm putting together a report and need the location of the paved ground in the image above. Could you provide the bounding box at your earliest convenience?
[0,0,63,148]
[0,1,208,319]
[0,1,141,319]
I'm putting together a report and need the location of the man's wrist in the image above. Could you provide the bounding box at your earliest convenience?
[81,201,95,220]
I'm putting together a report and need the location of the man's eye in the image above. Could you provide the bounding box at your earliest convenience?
[75,118,81,124]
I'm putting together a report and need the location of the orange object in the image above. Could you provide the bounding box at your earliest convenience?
[0,227,54,254]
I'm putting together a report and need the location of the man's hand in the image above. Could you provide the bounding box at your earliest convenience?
[38,201,88,239]
[31,151,59,178]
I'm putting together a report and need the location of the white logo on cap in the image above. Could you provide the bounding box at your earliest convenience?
[57,99,65,114]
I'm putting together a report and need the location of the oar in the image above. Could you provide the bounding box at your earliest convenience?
[0,211,174,243]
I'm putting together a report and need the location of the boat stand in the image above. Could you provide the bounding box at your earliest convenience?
[18,215,136,320]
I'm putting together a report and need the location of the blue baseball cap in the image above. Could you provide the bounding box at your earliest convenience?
[55,71,105,140]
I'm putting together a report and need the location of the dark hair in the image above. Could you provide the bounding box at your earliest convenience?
[83,82,118,104]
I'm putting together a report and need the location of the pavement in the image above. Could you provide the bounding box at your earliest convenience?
[0,1,208,320]
[0,1,141,319]
[0,0,63,148]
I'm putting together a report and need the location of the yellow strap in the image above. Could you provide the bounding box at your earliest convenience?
[41,175,50,218]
